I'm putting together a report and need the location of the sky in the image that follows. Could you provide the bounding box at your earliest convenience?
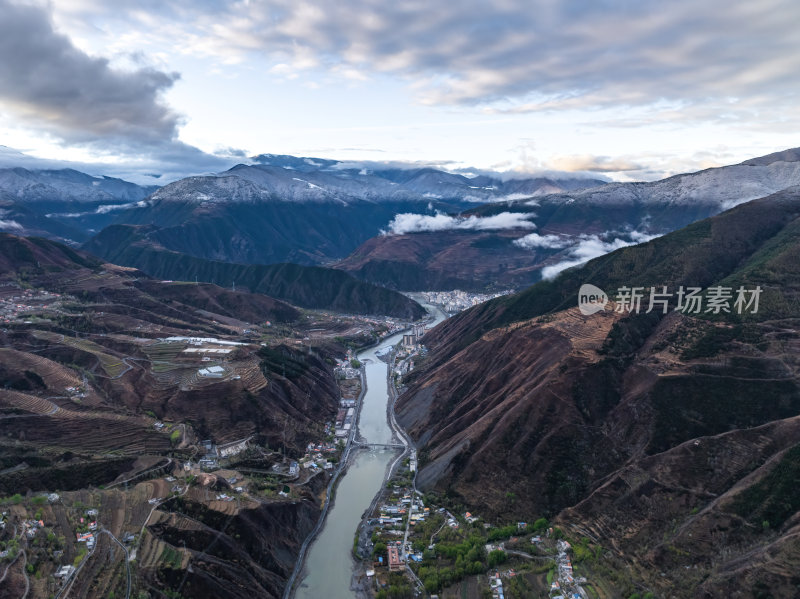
[0,0,798,184]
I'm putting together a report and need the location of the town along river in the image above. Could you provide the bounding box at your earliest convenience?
[294,302,446,599]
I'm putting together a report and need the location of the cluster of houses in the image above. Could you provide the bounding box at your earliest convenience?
[299,441,338,472]
[22,517,45,539]
[332,359,360,439]
[550,539,588,599]
[401,324,426,350]
[378,491,431,530]
[419,289,511,314]
[198,439,219,469]
[0,288,64,323]
[490,571,506,599]
[335,405,355,439]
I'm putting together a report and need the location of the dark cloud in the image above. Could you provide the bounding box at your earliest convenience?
[0,0,179,144]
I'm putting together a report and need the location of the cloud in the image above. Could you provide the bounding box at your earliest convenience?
[0,0,180,145]
[105,0,800,118]
[541,232,658,280]
[545,155,645,174]
[513,232,572,250]
[383,211,536,234]
[0,219,23,231]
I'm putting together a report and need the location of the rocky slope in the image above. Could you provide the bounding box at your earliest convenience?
[395,187,800,595]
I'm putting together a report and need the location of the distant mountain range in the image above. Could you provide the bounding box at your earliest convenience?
[0,155,604,265]
[337,148,800,290]
[395,186,800,595]
[0,167,157,241]
[101,160,604,265]
[5,148,800,297]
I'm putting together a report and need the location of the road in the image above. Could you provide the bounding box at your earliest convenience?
[55,543,94,599]
[20,550,29,599]
[388,351,425,594]
[106,457,172,489]
[98,529,132,599]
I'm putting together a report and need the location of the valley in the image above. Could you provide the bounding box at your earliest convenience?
[0,233,428,599]
[1,148,800,599]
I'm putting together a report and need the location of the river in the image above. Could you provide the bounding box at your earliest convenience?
[294,301,446,599]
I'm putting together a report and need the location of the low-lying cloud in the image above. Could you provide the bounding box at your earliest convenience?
[540,231,657,280]
[0,219,23,231]
[512,232,572,250]
[383,211,536,235]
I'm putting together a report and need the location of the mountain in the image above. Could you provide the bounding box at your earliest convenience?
[394,187,800,595]
[0,167,157,242]
[336,147,800,291]
[250,153,607,201]
[334,229,551,291]
[0,154,603,265]
[83,224,426,319]
[102,159,604,266]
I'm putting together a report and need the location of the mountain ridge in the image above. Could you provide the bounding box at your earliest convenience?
[83,224,426,319]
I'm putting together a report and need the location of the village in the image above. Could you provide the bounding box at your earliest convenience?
[417,290,512,315]
[0,285,68,324]
[0,318,377,598]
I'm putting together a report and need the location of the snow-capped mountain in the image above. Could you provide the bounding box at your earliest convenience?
[145,159,606,206]
[0,167,157,242]
[336,147,800,291]
[537,148,800,211]
[0,167,156,204]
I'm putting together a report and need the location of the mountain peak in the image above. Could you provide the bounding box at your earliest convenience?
[739,147,800,166]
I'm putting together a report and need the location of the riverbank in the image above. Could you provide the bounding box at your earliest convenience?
[292,302,445,599]
[292,326,413,599]
[282,364,368,599]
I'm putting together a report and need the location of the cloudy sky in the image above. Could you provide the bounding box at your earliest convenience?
[0,0,798,183]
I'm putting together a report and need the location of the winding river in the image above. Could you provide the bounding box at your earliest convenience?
[294,302,446,599]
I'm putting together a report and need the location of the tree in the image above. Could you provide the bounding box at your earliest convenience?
[533,517,549,531]
[373,542,387,558]
[488,549,507,568]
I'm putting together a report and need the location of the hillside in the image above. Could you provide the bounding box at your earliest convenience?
[394,187,800,595]
[83,224,426,319]
[0,232,348,598]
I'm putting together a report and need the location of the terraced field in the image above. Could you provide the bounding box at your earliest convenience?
[31,330,128,378]
[0,348,84,392]
[0,389,170,453]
